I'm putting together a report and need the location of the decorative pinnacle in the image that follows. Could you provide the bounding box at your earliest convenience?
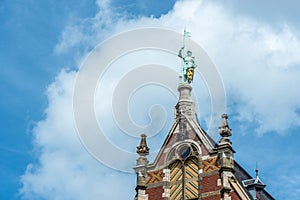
[136,134,149,155]
[219,114,232,137]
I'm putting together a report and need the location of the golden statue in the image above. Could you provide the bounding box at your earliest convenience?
[186,67,195,83]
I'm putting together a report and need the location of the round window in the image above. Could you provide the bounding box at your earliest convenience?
[178,145,191,160]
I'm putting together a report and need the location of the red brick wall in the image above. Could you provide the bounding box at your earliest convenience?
[202,194,222,200]
[146,186,163,200]
[145,174,242,200]
[201,191,241,200]
[230,191,241,200]
[201,173,221,193]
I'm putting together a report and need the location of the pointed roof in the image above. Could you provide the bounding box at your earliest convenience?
[147,83,216,170]
[242,168,266,189]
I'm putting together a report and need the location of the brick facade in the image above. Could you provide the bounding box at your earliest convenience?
[146,187,163,200]
[201,173,221,193]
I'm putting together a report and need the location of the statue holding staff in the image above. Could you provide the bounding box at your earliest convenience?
[178,30,197,83]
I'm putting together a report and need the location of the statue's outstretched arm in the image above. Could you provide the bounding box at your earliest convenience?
[178,47,184,58]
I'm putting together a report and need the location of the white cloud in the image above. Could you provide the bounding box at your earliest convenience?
[54,0,115,56]
[21,0,300,199]
[213,23,300,134]
[20,70,135,199]
[53,0,300,135]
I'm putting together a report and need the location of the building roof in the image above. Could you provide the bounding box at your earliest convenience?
[134,83,275,200]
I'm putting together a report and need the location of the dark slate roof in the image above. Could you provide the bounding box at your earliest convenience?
[235,162,275,200]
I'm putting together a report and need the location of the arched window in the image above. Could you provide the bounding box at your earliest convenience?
[168,143,200,200]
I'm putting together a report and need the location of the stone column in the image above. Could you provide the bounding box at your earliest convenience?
[217,114,235,200]
[134,134,150,200]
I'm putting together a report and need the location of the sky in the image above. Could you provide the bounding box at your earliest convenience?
[1,0,300,199]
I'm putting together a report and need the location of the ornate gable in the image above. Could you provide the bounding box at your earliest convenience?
[133,83,274,200]
[133,40,274,199]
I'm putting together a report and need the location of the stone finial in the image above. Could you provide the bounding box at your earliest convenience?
[175,83,196,121]
[219,114,232,138]
[178,83,192,101]
[137,134,150,156]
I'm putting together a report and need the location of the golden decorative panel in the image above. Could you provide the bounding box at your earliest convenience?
[202,157,220,173]
[146,170,163,184]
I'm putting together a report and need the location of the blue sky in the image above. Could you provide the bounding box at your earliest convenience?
[1,0,300,199]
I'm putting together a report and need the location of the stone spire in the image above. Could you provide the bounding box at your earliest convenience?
[175,83,196,121]
[219,114,232,145]
[217,114,235,200]
[134,134,149,200]
[175,83,197,141]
